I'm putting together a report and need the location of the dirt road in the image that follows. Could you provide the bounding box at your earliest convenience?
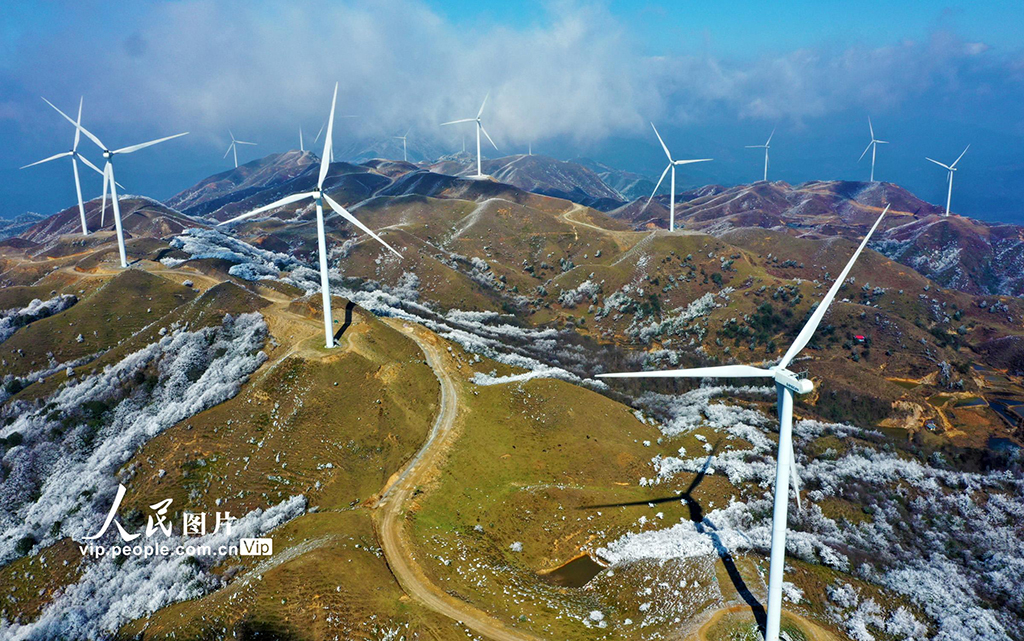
[372,320,542,641]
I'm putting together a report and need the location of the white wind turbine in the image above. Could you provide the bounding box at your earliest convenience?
[44,98,188,268]
[858,118,888,182]
[640,122,712,232]
[598,204,890,641]
[926,145,969,216]
[219,83,401,349]
[394,128,410,162]
[224,130,257,168]
[22,97,106,235]
[442,94,498,178]
[746,128,775,182]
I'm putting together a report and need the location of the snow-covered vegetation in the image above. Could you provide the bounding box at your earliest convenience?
[0,313,269,563]
[4,495,305,640]
[166,228,609,388]
[598,384,1024,640]
[0,295,77,344]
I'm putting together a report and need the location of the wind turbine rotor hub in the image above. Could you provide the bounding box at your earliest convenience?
[773,368,814,394]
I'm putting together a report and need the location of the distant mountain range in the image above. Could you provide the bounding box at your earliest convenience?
[12,150,1024,298]
[0,212,46,240]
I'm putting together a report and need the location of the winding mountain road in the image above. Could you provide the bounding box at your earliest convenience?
[372,320,540,641]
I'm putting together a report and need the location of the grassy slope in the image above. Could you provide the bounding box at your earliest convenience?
[2,269,196,381]
[114,300,459,639]
[406,367,754,639]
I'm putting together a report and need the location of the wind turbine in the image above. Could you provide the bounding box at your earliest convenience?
[858,118,888,182]
[640,122,712,232]
[926,146,969,216]
[597,204,890,641]
[21,97,106,235]
[219,83,401,349]
[441,94,498,178]
[745,128,774,182]
[43,98,188,268]
[299,127,304,152]
[224,130,256,168]
[394,128,410,162]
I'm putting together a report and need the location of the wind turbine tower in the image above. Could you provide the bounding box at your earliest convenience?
[442,94,498,178]
[45,98,188,268]
[926,146,969,216]
[859,118,888,182]
[394,128,410,162]
[641,122,712,232]
[22,97,106,235]
[599,204,890,641]
[746,129,775,182]
[225,131,256,168]
[219,83,401,348]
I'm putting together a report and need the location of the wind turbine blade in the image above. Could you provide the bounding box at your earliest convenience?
[313,121,325,144]
[72,156,86,233]
[766,127,776,146]
[115,132,188,155]
[405,127,411,137]
[868,116,874,140]
[640,164,671,214]
[951,144,970,168]
[77,154,104,177]
[480,125,498,151]
[477,93,489,119]
[858,141,873,163]
[323,193,402,258]
[43,97,105,150]
[925,157,951,170]
[597,364,774,379]
[218,191,315,225]
[100,162,110,227]
[744,145,764,149]
[224,143,234,159]
[441,118,475,126]
[674,158,712,165]
[236,140,256,146]
[778,203,890,368]
[651,122,672,162]
[319,82,339,190]
[20,151,72,169]
[74,97,83,150]
[876,140,889,144]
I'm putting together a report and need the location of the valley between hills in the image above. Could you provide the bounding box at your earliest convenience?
[1,152,1023,640]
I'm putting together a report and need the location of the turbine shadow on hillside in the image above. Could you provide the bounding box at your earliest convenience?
[582,444,768,634]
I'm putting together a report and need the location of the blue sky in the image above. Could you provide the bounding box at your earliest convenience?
[2,1,1022,223]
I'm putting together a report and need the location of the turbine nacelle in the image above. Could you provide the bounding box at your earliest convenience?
[772,368,814,395]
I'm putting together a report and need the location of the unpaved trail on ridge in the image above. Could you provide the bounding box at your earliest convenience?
[372,320,542,641]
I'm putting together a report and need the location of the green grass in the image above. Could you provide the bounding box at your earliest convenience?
[2,270,196,382]
[407,375,749,639]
